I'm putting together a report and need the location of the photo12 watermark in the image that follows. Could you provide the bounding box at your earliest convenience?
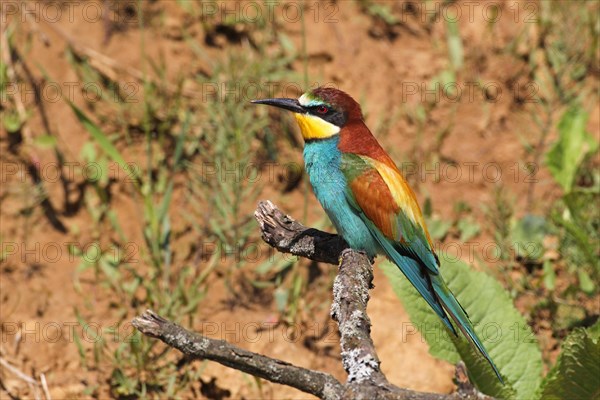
[1,161,140,184]
[3,79,542,105]
[1,81,141,105]
[0,1,341,25]
[0,237,547,267]
[2,159,539,190]
[1,241,140,265]
[401,81,540,104]
[0,319,539,346]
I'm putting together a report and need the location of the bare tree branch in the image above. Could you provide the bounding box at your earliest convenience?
[132,201,492,400]
[331,249,387,385]
[132,310,344,400]
[254,200,348,265]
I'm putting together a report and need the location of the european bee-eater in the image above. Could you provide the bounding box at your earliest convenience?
[252,87,502,382]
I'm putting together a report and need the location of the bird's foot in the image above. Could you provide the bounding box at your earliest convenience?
[338,248,376,265]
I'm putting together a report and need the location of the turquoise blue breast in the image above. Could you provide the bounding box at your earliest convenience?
[303,137,380,257]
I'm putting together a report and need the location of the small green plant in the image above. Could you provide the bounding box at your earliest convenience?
[182,18,323,325]
[185,46,298,293]
[423,198,481,243]
[67,90,208,397]
[359,1,398,27]
[545,105,599,295]
[501,1,600,340]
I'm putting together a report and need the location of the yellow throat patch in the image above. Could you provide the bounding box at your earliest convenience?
[293,113,340,141]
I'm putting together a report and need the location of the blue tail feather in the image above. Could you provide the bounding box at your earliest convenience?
[368,222,504,383]
[431,276,504,383]
[369,227,457,335]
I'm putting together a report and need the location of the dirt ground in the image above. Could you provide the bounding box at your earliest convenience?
[1,1,599,399]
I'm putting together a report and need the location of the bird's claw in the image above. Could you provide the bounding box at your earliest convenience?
[338,248,375,265]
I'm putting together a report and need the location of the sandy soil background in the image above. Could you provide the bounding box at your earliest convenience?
[1,1,598,399]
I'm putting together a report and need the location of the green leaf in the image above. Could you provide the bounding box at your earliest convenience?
[68,101,137,180]
[423,197,433,218]
[578,270,595,294]
[367,3,398,25]
[446,18,463,71]
[255,257,293,275]
[537,325,600,400]
[80,141,97,162]
[457,217,481,242]
[381,256,542,398]
[278,32,296,55]
[429,69,456,96]
[0,58,8,86]
[450,334,514,398]
[32,134,57,149]
[249,280,274,289]
[274,287,288,313]
[546,105,598,192]
[511,214,548,261]
[414,104,427,124]
[427,217,453,241]
[3,111,22,133]
[561,191,599,268]
[543,260,556,290]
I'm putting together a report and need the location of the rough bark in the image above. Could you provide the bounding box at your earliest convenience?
[132,310,344,400]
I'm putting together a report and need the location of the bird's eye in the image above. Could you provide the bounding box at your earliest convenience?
[316,105,329,114]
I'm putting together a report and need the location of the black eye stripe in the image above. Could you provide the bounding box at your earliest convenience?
[304,104,347,127]
[325,111,348,127]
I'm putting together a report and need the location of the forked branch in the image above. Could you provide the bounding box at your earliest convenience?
[133,201,491,400]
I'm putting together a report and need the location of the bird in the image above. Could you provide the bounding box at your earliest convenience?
[252,86,502,383]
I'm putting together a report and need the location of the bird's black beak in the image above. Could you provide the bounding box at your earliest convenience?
[251,98,306,114]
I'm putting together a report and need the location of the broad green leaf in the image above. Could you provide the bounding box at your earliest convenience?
[537,324,600,400]
[546,106,598,192]
[450,334,515,398]
[382,257,542,399]
[561,191,599,268]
